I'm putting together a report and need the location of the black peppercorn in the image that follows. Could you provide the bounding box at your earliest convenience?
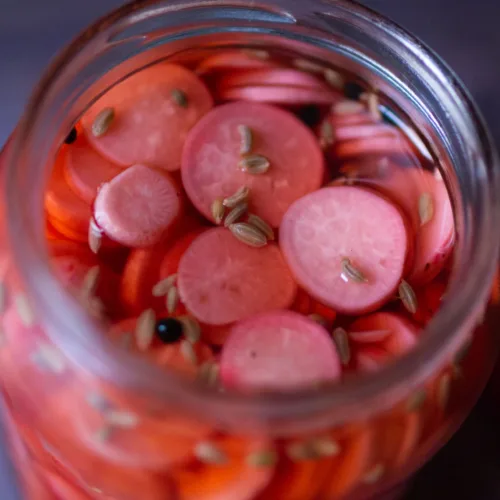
[296,105,323,128]
[155,317,184,344]
[64,127,78,144]
[343,81,364,101]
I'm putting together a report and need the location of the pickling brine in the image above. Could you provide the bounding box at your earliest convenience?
[0,1,499,499]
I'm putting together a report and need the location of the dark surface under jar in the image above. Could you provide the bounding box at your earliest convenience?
[1,1,500,499]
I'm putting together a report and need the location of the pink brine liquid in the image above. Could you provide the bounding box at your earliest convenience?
[0,47,495,500]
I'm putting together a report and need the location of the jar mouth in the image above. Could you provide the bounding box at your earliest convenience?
[5,0,500,430]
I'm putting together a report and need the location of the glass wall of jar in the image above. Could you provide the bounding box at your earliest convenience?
[0,0,499,499]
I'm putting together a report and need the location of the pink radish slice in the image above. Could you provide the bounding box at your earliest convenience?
[45,147,92,241]
[329,112,375,128]
[220,310,341,390]
[108,318,138,346]
[280,186,409,315]
[334,124,397,142]
[201,323,233,346]
[217,85,340,105]
[177,228,297,326]
[94,164,183,248]
[335,134,414,160]
[349,312,419,372]
[108,317,215,375]
[409,179,454,285]
[356,347,389,372]
[412,279,447,326]
[196,51,276,74]
[82,64,213,170]
[217,68,334,91]
[153,342,215,377]
[348,329,392,343]
[181,101,324,227]
[64,134,123,203]
[357,167,454,285]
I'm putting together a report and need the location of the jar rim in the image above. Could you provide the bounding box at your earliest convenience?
[5,0,500,430]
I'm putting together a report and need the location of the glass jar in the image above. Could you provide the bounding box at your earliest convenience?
[1,0,499,498]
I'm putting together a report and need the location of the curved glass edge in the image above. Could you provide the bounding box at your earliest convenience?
[3,0,500,433]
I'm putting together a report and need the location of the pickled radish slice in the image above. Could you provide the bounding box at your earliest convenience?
[220,311,341,390]
[108,317,138,346]
[358,412,421,488]
[82,64,213,170]
[50,240,114,284]
[280,186,409,314]
[153,341,214,377]
[181,101,324,227]
[64,134,122,203]
[410,178,454,285]
[335,134,415,160]
[292,288,337,326]
[258,427,371,499]
[158,229,206,282]
[45,146,92,241]
[291,288,314,316]
[201,323,233,346]
[349,312,418,371]
[329,111,375,128]
[48,408,179,499]
[412,280,447,325]
[357,166,454,285]
[217,68,335,91]
[177,228,297,326]
[334,123,396,142]
[46,220,64,240]
[173,435,274,500]
[109,317,214,376]
[121,229,204,314]
[196,51,276,74]
[94,164,183,247]
[355,347,389,372]
[120,243,171,314]
[56,375,212,471]
[381,413,421,468]
[323,426,373,497]
[258,453,332,500]
[218,86,340,106]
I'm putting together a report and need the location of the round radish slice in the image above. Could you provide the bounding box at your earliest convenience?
[153,341,214,378]
[82,64,213,170]
[280,186,409,314]
[334,123,396,142]
[196,50,276,74]
[108,317,214,377]
[120,229,204,314]
[173,435,274,500]
[412,279,447,326]
[335,134,416,160]
[45,146,92,241]
[218,85,340,105]
[64,134,122,203]
[357,167,454,285]
[177,228,297,325]
[217,68,334,91]
[94,164,183,247]
[292,288,337,327]
[349,312,418,372]
[181,101,324,227]
[220,311,341,390]
[410,178,454,285]
[329,111,375,128]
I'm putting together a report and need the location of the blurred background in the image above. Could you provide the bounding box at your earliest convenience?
[1,0,500,498]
